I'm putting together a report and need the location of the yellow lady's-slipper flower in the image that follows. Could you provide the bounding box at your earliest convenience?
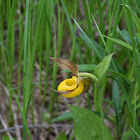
[57,76,84,98]
[50,57,96,98]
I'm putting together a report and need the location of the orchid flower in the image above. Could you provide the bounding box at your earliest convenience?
[50,58,98,98]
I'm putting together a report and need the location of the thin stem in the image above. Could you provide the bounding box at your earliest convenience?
[100,88,105,140]
[78,72,98,82]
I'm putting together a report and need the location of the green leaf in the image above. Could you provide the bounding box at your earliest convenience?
[112,80,121,137]
[78,64,96,71]
[110,70,131,84]
[103,35,133,51]
[72,17,104,61]
[117,27,131,44]
[125,4,140,36]
[79,33,104,60]
[55,132,67,140]
[104,35,139,55]
[94,53,114,79]
[68,105,113,140]
[52,111,113,123]
[60,70,71,73]
[51,112,72,123]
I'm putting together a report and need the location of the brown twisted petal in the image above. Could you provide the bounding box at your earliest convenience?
[50,88,72,95]
[49,57,79,76]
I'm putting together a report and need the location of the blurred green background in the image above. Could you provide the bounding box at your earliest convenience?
[1,0,140,139]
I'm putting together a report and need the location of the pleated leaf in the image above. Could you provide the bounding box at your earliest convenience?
[94,53,114,79]
[52,112,72,123]
[68,105,113,140]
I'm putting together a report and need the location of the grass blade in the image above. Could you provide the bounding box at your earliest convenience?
[112,80,121,138]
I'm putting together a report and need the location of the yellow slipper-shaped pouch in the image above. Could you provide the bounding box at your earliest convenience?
[57,76,84,98]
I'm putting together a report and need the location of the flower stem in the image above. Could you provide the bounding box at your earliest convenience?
[78,72,98,82]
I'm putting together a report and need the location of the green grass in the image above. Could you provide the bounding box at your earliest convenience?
[0,0,140,139]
